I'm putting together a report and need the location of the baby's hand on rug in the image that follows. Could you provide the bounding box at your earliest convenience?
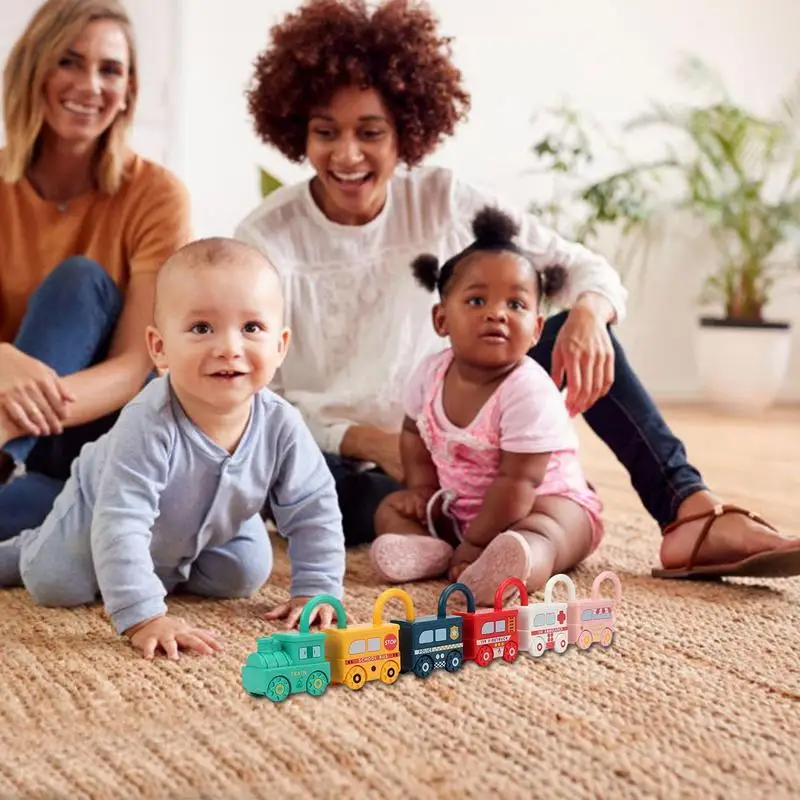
[264,596,345,630]
[448,541,484,582]
[126,614,223,660]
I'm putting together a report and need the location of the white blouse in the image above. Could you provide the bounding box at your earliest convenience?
[234,165,628,455]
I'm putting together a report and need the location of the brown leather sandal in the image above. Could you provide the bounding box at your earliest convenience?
[652,503,800,580]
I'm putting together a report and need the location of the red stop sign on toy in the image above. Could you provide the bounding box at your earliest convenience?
[384,633,398,650]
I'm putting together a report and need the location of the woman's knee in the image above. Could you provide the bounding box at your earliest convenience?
[29,256,122,318]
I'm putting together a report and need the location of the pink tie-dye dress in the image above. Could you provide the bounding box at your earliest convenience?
[404,348,604,550]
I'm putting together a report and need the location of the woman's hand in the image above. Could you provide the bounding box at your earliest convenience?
[550,301,615,416]
[0,344,75,437]
[127,614,223,660]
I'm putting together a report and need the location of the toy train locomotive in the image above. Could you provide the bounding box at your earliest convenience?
[241,570,622,702]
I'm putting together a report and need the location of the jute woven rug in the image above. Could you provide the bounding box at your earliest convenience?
[1,512,799,800]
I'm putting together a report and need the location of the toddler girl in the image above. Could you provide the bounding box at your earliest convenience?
[371,207,604,604]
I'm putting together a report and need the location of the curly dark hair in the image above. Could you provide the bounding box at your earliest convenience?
[245,0,471,166]
[412,206,568,305]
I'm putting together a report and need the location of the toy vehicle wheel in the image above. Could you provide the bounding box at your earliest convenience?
[266,675,290,702]
[577,630,593,650]
[475,645,493,667]
[554,633,568,653]
[529,636,546,657]
[601,628,614,647]
[502,641,518,663]
[381,660,400,685]
[305,670,329,697]
[414,655,434,679]
[344,666,367,690]
[445,651,462,672]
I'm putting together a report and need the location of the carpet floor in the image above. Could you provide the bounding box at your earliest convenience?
[2,408,799,799]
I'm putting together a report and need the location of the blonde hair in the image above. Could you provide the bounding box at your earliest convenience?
[1,0,137,193]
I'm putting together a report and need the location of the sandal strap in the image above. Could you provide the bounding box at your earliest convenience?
[663,504,778,569]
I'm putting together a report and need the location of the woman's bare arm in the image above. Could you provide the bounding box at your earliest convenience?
[60,272,156,426]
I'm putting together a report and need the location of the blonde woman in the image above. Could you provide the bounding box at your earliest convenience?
[0,0,191,540]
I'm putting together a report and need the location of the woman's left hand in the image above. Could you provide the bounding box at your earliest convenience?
[550,304,615,416]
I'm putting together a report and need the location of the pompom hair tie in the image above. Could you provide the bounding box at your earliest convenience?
[471,206,520,247]
[411,254,441,293]
[409,204,567,303]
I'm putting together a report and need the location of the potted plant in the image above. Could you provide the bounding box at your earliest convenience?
[624,57,800,411]
[526,101,664,290]
[527,59,800,411]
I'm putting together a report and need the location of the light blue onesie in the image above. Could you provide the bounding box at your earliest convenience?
[0,376,345,633]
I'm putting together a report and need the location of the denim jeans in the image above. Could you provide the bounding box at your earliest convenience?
[0,257,123,541]
[326,310,707,548]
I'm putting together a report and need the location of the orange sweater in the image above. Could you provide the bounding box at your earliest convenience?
[0,152,192,343]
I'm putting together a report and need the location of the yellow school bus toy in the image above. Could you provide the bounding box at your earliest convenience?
[325,588,414,691]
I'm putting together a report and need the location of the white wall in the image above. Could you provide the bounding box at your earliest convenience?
[170,0,800,404]
[3,0,800,402]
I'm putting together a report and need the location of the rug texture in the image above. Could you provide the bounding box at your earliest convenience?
[1,513,799,800]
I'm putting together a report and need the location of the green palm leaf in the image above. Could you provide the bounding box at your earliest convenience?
[259,167,283,198]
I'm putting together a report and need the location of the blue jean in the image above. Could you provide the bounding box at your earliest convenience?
[0,257,123,541]
[327,311,707,547]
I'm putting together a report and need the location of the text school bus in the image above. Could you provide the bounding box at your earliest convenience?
[324,588,410,689]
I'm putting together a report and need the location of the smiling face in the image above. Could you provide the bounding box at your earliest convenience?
[306,85,399,225]
[40,18,131,149]
[147,255,290,422]
[434,251,544,370]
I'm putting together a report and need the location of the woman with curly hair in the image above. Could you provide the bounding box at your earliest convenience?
[236,0,800,581]
[0,0,191,540]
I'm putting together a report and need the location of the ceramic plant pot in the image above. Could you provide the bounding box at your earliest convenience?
[695,316,792,412]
